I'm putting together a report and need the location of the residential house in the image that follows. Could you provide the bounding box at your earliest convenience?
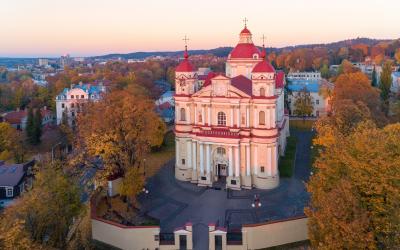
[0,160,34,199]
[2,107,54,130]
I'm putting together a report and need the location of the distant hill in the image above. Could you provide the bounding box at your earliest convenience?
[93,38,395,60]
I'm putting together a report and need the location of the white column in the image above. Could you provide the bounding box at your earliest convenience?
[254,145,258,175]
[272,144,277,176]
[266,108,271,128]
[228,146,233,177]
[246,107,250,127]
[230,106,234,127]
[270,107,274,128]
[254,108,258,127]
[186,106,190,124]
[236,106,240,127]
[192,141,197,170]
[206,144,211,174]
[235,146,240,177]
[199,143,204,174]
[267,146,272,176]
[272,108,276,128]
[176,139,180,166]
[186,140,192,168]
[246,145,250,176]
[194,105,197,124]
[201,106,205,125]
[207,105,211,126]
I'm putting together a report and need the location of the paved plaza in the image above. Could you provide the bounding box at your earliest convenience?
[137,130,313,250]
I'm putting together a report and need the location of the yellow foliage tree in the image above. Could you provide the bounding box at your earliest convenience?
[306,122,400,249]
[76,86,166,197]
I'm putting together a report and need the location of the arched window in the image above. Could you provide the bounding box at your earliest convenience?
[259,111,265,125]
[217,147,226,155]
[260,87,265,97]
[180,108,186,121]
[217,112,226,126]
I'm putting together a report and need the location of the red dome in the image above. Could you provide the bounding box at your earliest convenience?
[252,60,275,73]
[176,59,194,72]
[240,27,251,35]
[229,43,261,59]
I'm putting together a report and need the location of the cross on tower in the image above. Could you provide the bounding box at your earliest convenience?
[182,35,190,47]
[261,34,266,47]
[243,17,248,27]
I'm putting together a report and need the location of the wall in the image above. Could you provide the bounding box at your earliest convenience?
[241,216,308,250]
[92,219,160,250]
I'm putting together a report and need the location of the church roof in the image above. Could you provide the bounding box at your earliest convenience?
[276,71,285,89]
[231,75,252,95]
[240,27,251,35]
[252,60,275,73]
[176,47,194,72]
[176,59,194,72]
[203,72,218,86]
[229,43,261,59]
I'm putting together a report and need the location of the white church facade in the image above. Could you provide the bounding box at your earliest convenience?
[174,25,289,190]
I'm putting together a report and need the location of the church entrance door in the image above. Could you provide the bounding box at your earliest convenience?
[218,164,227,177]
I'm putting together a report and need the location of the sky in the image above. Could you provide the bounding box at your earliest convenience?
[1,0,399,57]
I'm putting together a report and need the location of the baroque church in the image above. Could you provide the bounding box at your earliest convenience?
[174,24,289,190]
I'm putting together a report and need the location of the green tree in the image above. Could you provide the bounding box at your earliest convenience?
[26,107,35,143]
[33,108,43,144]
[293,87,314,119]
[371,66,377,87]
[320,64,330,79]
[379,61,393,115]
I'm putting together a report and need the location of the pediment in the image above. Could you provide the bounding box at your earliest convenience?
[192,82,251,98]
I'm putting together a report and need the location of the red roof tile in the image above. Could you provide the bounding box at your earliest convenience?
[231,75,252,96]
[229,43,261,59]
[240,27,251,34]
[4,110,27,124]
[176,58,194,72]
[252,60,275,73]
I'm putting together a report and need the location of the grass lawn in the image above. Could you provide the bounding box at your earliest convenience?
[289,119,315,131]
[279,136,297,178]
[144,131,175,178]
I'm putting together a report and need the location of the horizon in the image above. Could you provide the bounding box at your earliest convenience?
[0,36,396,59]
[1,0,399,57]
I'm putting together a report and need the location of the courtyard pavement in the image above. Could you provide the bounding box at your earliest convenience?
[137,130,313,250]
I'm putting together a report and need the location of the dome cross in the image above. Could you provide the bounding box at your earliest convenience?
[243,17,248,27]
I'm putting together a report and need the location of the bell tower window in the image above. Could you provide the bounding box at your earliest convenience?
[180,108,186,121]
[260,87,265,97]
[217,112,226,126]
[259,111,265,125]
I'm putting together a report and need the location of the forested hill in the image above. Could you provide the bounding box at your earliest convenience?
[93,37,396,59]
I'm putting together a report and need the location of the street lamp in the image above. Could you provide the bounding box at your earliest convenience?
[252,194,262,221]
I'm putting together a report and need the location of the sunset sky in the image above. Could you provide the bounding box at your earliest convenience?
[1,0,399,57]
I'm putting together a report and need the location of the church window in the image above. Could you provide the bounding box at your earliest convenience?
[217,112,226,126]
[316,99,320,105]
[180,108,186,121]
[61,103,65,108]
[260,166,265,173]
[259,111,265,125]
[81,95,84,99]
[198,113,202,123]
[260,87,265,97]
[182,159,185,165]
[71,103,75,108]
[217,147,226,155]
[70,95,74,99]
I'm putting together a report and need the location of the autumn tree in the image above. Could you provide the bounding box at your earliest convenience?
[379,61,393,115]
[293,87,314,119]
[306,122,400,249]
[320,64,330,79]
[333,71,386,124]
[0,122,26,163]
[371,66,378,87]
[76,85,166,201]
[0,160,82,249]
